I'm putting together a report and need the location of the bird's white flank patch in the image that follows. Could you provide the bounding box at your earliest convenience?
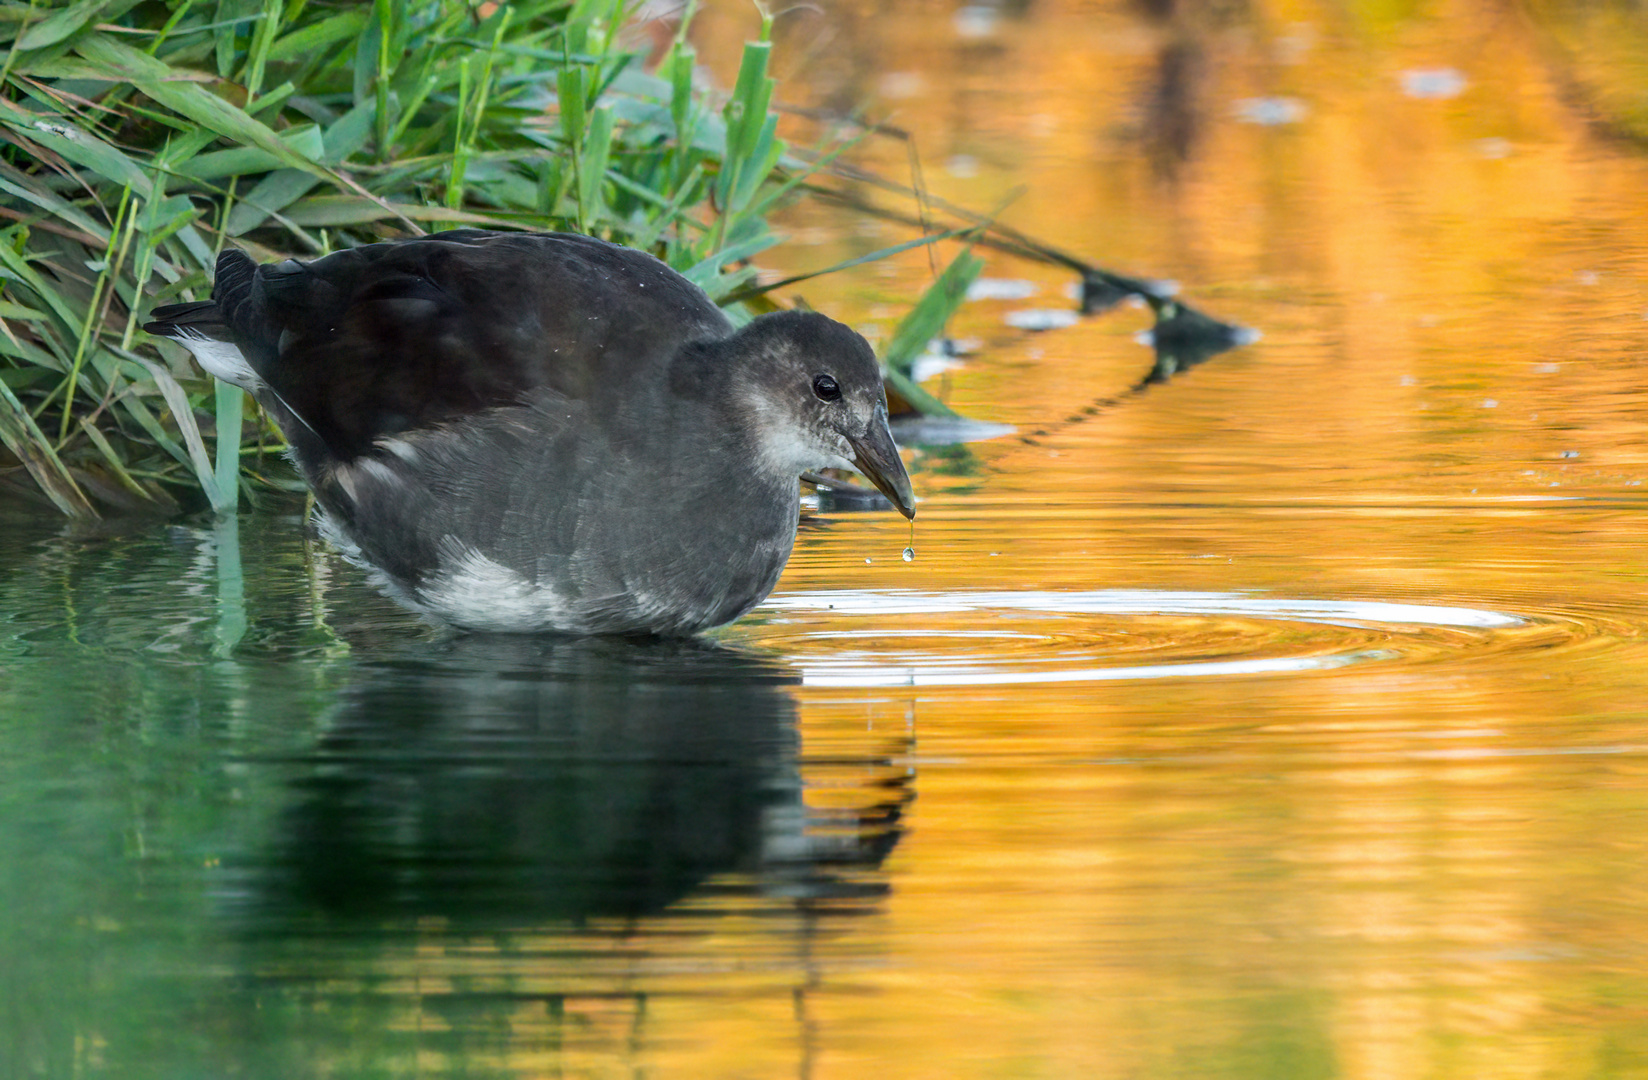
[318,515,569,631]
[416,540,574,632]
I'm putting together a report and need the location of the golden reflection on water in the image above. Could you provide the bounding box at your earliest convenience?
[266,34,1648,1080]
[668,0,1648,1075]
[13,1,1648,1077]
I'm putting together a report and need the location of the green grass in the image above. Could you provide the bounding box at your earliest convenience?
[0,0,974,518]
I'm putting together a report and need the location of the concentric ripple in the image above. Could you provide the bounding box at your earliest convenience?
[744,589,1584,687]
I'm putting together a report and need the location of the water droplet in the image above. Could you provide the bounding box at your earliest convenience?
[902,547,915,562]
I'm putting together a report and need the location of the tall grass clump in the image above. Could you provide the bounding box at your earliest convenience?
[0,0,968,518]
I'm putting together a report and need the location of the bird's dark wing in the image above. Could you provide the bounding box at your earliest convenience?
[209,231,733,461]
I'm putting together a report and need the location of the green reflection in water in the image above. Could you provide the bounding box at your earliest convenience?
[0,508,905,1077]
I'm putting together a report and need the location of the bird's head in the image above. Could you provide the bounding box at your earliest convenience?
[713,310,915,520]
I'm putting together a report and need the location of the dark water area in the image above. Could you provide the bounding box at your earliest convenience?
[12,0,1648,1075]
[0,509,907,1076]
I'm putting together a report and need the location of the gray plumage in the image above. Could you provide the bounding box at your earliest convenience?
[144,230,914,635]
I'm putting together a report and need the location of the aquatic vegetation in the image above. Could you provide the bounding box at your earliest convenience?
[0,0,973,517]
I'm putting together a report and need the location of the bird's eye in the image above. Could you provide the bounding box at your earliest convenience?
[812,374,841,402]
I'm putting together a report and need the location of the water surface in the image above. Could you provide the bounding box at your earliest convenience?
[10,0,1648,1076]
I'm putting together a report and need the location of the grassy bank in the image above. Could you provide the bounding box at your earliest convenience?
[0,0,972,518]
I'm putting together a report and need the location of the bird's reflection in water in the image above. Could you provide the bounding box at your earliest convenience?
[236,634,907,931]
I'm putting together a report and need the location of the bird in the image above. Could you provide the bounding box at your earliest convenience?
[144,230,914,636]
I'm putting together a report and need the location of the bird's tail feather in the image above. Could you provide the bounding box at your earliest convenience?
[142,300,228,341]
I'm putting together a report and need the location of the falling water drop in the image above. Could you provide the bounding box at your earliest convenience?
[902,547,914,562]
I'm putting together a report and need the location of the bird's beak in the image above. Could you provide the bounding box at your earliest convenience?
[845,403,916,520]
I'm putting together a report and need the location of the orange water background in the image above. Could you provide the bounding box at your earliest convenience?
[688,0,1648,1075]
[12,0,1648,1075]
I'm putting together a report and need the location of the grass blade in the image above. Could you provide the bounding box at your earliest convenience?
[78,416,155,502]
[16,0,110,51]
[132,356,218,505]
[720,226,971,306]
[882,247,985,377]
[265,7,365,62]
[0,376,96,517]
[575,103,613,227]
[0,106,153,196]
[884,366,960,420]
[74,35,332,181]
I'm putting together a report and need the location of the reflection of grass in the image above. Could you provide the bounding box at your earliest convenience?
[0,0,972,517]
[914,443,983,479]
[0,514,327,1078]
[1522,0,1648,145]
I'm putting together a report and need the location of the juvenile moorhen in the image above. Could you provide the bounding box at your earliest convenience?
[145,230,914,635]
